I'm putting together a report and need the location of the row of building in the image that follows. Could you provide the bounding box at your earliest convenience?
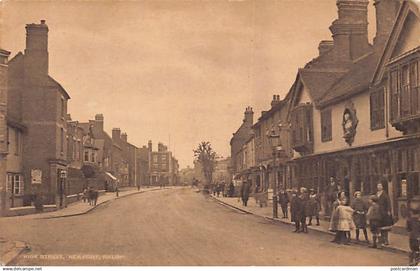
[230,0,420,228]
[0,20,179,215]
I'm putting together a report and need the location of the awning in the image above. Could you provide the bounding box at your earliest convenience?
[105,172,117,181]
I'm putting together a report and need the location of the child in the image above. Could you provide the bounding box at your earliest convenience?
[407,201,420,266]
[307,189,320,226]
[351,191,369,243]
[366,195,382,248]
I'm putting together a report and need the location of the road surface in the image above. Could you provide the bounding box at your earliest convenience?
[0,188,407,265]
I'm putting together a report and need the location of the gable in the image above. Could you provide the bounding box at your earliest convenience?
[391,11,420,59]
[372,0,420,85]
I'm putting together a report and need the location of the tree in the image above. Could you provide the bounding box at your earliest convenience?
[193,141,217,186]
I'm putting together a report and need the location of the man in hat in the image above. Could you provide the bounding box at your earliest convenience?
[240,180,251,207]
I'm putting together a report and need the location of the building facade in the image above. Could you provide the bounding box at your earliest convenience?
[286,0,420,229]
[8,20,71,208]
[147,140,179,186]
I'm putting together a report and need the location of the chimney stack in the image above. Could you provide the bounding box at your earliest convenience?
[112,128,121,141]
[318,40,334,56]
[271,95,281,107]
[244,106,254,125]
[24,20,49,82]
[121,132,127,142]
[329,0,371,61]
[373,0,400,49]
[94,113,104,132]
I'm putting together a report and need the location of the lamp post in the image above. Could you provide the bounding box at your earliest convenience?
[267,126,281,219]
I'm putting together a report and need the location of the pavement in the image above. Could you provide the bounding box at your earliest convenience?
[0,186,174,265]
[210,194,410,254]
[0,188,408,266]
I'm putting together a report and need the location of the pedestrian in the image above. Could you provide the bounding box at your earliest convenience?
[220,181,226,197]
[325,177,339,217]
[329,191,347,243]
[228,182,235,197]
[216,182,221,197]
[82,187,88,203]
[300,187,309,233]
[278,189,289,219]
[407,200,420,266]
[116,185,119,197]
[351,191,369,243]
[137,184,140,191]
[329,196,355,245]
[290,189,303,233]
[307,188,320,226]
[240,180,251,207]
[376,182,393,246]
[367,195,382,248]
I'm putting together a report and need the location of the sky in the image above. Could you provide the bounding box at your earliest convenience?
[1,0,376,168]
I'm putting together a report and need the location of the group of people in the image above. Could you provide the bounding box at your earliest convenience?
[328,183,393,249]
[211,181,226,197]
[82,187,99,206]
[289,187,321,233]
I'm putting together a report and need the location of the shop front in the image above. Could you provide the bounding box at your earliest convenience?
[291,135,420,224]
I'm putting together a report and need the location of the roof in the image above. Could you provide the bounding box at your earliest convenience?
[298,68,347,103]
[317,52,380,108]
[47,76,71,100]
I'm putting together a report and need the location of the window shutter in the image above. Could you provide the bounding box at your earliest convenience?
[370,92,377,129]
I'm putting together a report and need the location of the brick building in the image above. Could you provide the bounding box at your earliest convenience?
[148,140,179,186]
[229,107,254,176]
[0,48,11,215]
[8,20,71,208]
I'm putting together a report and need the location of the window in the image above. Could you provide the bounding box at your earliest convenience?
[153,155,158,163]
[321,108,332,142]
[60,128,64,153]
[389,59,420,122]
[84,151,89,162]
[370,88,385,130]
[72,139,76,160]
[61,98,65,118]
[91,151,95,163]
[11,129,22,156]
[7,174,24,196]
[291,104,313,153]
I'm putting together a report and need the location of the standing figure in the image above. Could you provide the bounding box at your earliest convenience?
[329,191,347,243]
[351,191,369,243]
[325,177,339,217]
[228,182,235,197]
[278,190,289,219]
[376,183,393,246]
[307,189,321,226]
[290,190,303,233]
[367,195,382,248]
[300,187,309,233]
[240,180,251,207]
[407,201,420,266]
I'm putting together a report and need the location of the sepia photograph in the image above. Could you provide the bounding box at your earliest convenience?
[0,0,420,269]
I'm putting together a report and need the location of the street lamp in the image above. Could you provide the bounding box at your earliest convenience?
[267,125,282,219]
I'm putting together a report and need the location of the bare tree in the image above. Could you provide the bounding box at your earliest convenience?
[193,141,217,186]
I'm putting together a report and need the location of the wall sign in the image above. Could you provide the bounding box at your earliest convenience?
[31,169,42,184]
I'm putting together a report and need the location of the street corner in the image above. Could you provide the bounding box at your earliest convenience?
[0,240,30,266]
